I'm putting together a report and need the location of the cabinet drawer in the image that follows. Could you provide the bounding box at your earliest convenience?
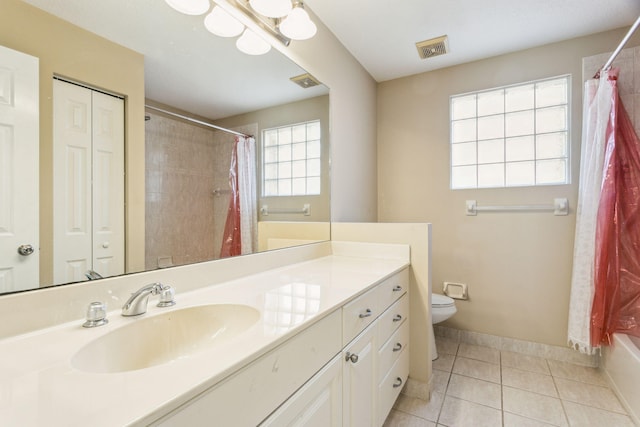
[377,295,409,347]
[377,268,408,310]
[342,287,379,345]
[378,321,409,381]
[377,347,410,426]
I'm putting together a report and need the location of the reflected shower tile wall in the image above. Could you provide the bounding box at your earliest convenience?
[145,112,234,269]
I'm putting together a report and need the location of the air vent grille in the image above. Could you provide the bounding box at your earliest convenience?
[416,35,449,59]
[290,73,321,89]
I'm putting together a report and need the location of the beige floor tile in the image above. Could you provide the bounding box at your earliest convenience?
[446,374,501,409]
[438,396,502,427]
[457,343,500,365]
[431,369,451,394]
[452,357,501,383]
[562,400,636,427]
[503,412,558,427]
[435,338,459,356]
[501,350,550,375]
[554,377,626,414]
[501,366,557,397]
[503,386,567,426]
[394,392,444,422]
[546,359,608,386]
[384,409,437,427]
[433,353,456,372]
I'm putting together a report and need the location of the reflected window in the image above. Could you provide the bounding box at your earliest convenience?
[450,75,570,189]
[262,120,321,196]
[263,283,321,335]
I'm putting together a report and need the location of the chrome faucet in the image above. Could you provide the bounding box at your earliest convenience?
[85,269,103,280]
[122,282,175,316]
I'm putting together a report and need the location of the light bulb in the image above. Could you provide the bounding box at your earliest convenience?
[249,0,292,18]
[164,0,210,15]
[279,6,316,40]
[204,6,244,37]
[236,29,271,55]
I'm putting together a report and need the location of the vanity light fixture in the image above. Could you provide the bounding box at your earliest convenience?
[236,28,272,55]
[249,0,292,18]
[165,0,317,56]
[280,2,316,41]
[205,6,245,37]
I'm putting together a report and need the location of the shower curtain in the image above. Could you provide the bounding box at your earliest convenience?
[568,68,640,353]
[220,135,257,258]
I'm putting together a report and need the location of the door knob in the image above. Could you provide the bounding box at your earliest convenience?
[17,244,34,256]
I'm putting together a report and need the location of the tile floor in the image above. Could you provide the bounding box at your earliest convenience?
[384,338,636,427]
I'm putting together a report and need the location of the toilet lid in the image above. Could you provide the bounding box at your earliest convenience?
[432,294,455,307]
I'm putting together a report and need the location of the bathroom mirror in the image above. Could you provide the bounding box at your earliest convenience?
[0,0,330,295]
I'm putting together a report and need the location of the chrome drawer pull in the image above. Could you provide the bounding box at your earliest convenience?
[392,342,402,352]
[393,377,403,388]
[393,314,402,322]
[359,308,372,318]
[392,285,403,292]
[345,352,359,364]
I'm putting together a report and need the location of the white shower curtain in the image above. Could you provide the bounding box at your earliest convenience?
[237,135,257,255]
[567,71,615,354]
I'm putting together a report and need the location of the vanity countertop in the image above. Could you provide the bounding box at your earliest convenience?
[0,250,408,426]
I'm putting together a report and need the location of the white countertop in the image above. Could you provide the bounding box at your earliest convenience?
[0,252,408,426]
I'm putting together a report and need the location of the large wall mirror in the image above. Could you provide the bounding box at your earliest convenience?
[0,0,330,295]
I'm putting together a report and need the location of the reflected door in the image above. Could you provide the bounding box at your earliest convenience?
[53,79,124,284]
[0,45,39,292]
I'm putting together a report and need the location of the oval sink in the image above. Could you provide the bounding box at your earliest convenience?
[72,304,260,373]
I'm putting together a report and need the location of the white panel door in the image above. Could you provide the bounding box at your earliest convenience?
[91,91,124,278]
[0,45,39,292]
[53,80,124,284]
[53,79,92,284]
[343,323,377,426]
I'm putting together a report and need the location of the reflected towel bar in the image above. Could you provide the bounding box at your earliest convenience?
[465,198,568,216]
[261,204,310,216]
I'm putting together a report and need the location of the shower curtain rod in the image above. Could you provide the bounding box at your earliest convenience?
[145,104,252,138]
[599,15,640,75]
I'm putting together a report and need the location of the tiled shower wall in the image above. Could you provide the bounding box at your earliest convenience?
[144,112,244,269]
[583,46,640,136]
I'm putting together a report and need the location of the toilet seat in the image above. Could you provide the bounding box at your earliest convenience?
[432,293,455,308]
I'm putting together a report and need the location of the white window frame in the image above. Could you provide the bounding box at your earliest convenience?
[261,120,322,197]
[449,75,571,189]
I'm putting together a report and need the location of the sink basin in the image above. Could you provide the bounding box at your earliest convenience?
[72,304,260,373]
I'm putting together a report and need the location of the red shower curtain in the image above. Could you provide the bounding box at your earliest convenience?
[220,138,241,258]
[591,72,640,346]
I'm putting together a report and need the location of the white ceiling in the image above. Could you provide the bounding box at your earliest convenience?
[305,0,640,82]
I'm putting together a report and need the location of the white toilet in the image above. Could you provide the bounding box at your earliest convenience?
[430,293,457,360]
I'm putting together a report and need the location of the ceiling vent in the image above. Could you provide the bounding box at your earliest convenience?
[290,73,321,89]
[416,35,449,60]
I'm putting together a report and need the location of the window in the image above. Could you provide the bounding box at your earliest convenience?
[262,120,321,196]
[450,75,570,189]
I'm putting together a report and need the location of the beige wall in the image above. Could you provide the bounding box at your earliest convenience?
[377,29,640,347]
[216,95,331,223]
[0,0,146,285]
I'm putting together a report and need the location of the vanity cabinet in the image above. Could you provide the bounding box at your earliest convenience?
[153,267,409,427]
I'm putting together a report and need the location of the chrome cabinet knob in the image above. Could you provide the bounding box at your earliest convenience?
[393,342,403,352]
[17,244,34,256]
[392,285,403,292]
[393,314,403,322]
[393,377,403,388]
[345,352,359,364]
[359,308,372,318]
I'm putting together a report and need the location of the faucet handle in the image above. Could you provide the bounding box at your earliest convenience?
[157,285,176,307]
[83,301,109,328]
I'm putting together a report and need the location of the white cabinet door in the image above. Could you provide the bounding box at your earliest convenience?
[260,354,343,427]
[343,322,377,427]
[0,45,39,292]
[53,79,124,283]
